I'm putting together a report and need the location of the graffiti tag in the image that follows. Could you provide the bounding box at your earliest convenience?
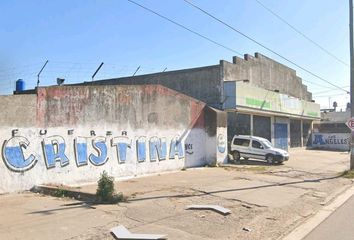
[2,132,185,172]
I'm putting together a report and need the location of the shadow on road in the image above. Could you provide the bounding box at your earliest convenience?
[127,174,343,203]
[27,203,95,215]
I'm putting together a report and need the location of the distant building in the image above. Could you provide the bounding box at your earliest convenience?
[73,52,320,150]
[311,110,350,151]
[314,110,350,134]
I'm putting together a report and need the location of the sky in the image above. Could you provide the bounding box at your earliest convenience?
[0,0,350,110]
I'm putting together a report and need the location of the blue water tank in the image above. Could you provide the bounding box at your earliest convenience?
[16,79,25,92]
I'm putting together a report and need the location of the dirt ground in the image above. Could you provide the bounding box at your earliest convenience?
[0,149,352,240]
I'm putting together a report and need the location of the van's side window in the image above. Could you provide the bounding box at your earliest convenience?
[233,138,250,146]
[252,140,263,149]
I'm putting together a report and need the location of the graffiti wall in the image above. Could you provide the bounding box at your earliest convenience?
[0,85,227,193]
[312,133,350,151]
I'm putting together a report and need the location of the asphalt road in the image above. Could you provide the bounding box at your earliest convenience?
[0,149,350,240]
[303,194,354,240]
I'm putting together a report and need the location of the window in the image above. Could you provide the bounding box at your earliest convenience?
[252,140,263,149]
[262,139,273,149]
[233,138,250,146]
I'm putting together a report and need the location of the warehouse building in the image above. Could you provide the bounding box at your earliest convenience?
[77,52,320,150]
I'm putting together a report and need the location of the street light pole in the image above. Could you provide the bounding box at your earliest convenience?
[349,0,354,169]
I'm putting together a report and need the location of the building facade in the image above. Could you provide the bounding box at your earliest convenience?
[78,52,320,150]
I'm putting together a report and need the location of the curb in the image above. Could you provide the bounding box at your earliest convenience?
[31,185,97,202]
[282,184,354,240]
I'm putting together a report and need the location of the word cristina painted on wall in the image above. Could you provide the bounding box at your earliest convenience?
[2,131,185,172]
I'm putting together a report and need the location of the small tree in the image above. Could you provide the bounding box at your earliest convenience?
[96,171,115,202]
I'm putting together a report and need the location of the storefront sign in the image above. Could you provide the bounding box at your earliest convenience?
[234,82,320,118]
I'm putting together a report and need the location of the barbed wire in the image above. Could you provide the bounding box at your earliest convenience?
[0,61,349,97]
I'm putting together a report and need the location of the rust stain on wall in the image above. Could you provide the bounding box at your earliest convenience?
[35,85,208,129]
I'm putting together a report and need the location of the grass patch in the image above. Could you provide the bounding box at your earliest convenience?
[53,188,69,198]
[341,170,354,179]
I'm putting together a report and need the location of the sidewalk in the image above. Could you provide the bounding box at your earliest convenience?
[284,185,354,240]
[0,149,352,240]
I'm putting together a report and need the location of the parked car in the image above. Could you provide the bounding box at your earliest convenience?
[230,135,289,164]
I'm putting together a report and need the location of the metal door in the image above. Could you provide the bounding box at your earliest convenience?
[274,123,288,150]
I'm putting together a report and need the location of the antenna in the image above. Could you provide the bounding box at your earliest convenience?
[57,78,65,85]
[36,60,49,88]
[132,66,141,76]
[92,62,104,81]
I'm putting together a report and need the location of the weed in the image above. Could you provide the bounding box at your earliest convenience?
[96,171,124,203]
[54,188,69,198]
[341,170,354,179]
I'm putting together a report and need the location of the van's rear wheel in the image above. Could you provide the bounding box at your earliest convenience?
[266,154,274,165]
[233,151,240,162]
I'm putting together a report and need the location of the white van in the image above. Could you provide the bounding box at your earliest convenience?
[230,135,289,164]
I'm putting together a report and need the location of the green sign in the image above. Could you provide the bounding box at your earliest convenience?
[234,82,320,118]
[245,98,271,109]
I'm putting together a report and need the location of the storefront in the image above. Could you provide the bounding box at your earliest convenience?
[224,82,320,149]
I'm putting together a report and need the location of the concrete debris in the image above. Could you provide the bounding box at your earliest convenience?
[110,225,167,240]
[186,205,231,215]
[242,227,252,232]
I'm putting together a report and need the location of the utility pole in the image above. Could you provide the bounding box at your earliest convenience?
[350,0,354,169]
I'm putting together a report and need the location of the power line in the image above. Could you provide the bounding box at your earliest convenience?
[183,0,349,94]
[126,0,332,92]
[254,0,349,67]
[301,79,338,89]
[313,85,350,95]
[126,0,243,56]
[313,93,349,98]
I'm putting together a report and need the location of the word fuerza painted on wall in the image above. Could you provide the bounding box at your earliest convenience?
[2,129,185,172]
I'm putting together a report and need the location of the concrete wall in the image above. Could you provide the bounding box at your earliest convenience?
[184,107,227,167]
[311,133,350,151]
[223,53,312,101]
[321,111,350,123]
[314,111,350,134]
[0,85,227,193]
[0,95,36,127]
[79,65,223,109]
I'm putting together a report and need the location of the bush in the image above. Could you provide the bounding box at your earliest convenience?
[96,171,115,202]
